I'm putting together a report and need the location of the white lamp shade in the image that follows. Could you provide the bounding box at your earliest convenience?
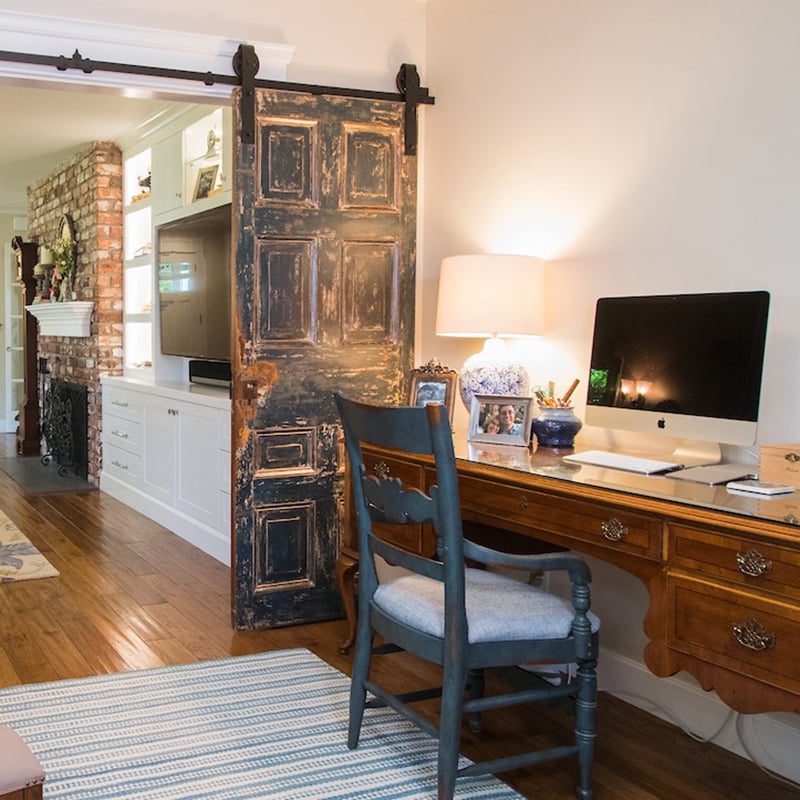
[435,254,545,338]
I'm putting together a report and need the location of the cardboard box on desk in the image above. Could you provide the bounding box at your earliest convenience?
[759,443,800,490]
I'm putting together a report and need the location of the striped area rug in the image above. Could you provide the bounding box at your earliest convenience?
[0,648,523,799]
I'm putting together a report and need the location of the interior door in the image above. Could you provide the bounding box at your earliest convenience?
[231,88,417,629]
[3,243,24,433]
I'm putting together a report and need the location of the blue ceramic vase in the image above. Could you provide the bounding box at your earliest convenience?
[532,407,582,449]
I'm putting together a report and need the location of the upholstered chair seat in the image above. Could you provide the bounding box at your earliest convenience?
[374,565,600,643]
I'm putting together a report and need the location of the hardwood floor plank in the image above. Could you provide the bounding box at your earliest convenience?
[1,437,798,798]
[0,647,21,686]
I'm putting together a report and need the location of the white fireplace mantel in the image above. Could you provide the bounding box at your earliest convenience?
[25,301,94,337]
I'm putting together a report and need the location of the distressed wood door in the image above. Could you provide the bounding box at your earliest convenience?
[230,88,417,629]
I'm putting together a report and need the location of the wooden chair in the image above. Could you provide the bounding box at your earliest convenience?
[335,394,600,800]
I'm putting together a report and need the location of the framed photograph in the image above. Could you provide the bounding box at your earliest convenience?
[193,165,219,201]
[468,394,533,447]
[408,359,458,424]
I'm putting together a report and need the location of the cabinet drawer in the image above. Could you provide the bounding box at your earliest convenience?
[104,387,144,424]
[103,442,143,484]
[458,475,662,561]
[667,574,800,694]
[102,416,142,456]
[669,523,800,603]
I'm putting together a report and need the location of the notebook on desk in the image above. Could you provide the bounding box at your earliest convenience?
[668,464,755,485]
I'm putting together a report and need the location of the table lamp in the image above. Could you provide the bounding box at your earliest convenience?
[435,254,545,409]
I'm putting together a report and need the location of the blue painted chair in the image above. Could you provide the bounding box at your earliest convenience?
[335,393,600,800]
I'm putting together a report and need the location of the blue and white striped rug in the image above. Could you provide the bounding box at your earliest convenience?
[0,648,523,799]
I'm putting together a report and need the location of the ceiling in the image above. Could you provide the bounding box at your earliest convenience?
[0,82,194,214]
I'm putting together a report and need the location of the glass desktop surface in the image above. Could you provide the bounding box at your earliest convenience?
[454,441,800,531]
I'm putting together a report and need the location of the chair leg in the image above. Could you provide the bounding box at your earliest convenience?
[437,658,469,800]
[574,658,597,800]
[348,622,375,749]
[466,668,485,733]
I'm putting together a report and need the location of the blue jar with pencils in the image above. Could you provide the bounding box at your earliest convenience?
[532,406,583,449]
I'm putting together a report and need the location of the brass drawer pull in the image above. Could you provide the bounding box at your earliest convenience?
[519,497,528,510]
[735,549,773,577]
[373,461,390,479]
[601,517,629,541]
[732,619,775,651]
[784,452,800,463]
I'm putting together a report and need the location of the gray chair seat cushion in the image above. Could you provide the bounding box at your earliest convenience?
[374,566,600,643]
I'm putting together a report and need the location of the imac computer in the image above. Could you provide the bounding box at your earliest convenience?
[568,290,770,475]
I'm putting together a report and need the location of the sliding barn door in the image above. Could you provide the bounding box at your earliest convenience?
[230,88,417,629]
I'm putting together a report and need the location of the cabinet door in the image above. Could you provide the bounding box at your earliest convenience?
[175,402,223,527]
[141,396,178,506]
[151,133,184,218]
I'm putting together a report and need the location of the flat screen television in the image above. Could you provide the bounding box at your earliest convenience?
[585,290,770,456]
[157,204,232,362]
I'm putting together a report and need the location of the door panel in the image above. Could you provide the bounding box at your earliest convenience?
[232,89,417,629]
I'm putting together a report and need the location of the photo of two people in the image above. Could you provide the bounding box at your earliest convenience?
[478,402,524,436]
[468,395,531,446]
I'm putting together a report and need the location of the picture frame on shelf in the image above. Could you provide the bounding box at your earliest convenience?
[408,359,458,423]
[193,165,219,201]
[468,394,532,447]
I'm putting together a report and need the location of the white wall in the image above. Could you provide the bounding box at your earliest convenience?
[422,0,800,781]
[422,0,800,448]
[0,0,427,92]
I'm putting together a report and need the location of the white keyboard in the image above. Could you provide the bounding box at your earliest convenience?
[563,449,681,475]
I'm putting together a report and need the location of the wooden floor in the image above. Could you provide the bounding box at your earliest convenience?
[0,435,797,799]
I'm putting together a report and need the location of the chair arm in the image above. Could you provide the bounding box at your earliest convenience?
[463,540,592,584]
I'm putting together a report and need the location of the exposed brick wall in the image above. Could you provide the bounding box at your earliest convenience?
[27,142,124,485]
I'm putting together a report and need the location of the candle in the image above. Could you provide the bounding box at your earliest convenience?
[39,245,54,265]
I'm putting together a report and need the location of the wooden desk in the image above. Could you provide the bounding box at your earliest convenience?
[337,442,800,715]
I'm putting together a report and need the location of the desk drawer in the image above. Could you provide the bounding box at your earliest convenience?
[458,475,662,561]
[667,574,800,694]
[669,523,800,603]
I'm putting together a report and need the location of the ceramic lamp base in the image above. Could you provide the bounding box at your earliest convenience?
[459,338,530,410]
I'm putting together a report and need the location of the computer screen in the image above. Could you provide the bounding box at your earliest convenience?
[585,290,770,449]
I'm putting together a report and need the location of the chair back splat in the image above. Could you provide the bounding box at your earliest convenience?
[335,393,600,800]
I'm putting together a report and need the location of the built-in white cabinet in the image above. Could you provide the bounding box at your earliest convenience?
[121,105,232,381]
[122,147,154,377]
[100,376,231,565]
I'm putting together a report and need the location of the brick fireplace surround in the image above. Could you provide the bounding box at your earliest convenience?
[27,142,124,485]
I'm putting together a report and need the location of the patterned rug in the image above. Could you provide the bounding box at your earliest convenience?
[0,511,59,582]
[0,648,523,799]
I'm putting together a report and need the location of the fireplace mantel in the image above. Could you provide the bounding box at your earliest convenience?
[25,301,94,337]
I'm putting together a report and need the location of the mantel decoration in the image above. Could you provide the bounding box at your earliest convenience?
[50,214,77,302]
[35,214,77,303]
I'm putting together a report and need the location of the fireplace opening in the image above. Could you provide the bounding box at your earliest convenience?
[41,374,89,480]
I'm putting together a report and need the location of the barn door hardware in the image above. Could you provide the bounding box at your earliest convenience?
[0,44,435,156]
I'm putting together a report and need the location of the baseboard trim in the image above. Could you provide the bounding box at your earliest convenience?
[100,472,230,567]
[599,647,800,783]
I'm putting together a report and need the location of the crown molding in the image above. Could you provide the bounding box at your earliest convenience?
[0,10,294,100]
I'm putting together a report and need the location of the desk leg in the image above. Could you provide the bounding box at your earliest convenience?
[336,551,359,653]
